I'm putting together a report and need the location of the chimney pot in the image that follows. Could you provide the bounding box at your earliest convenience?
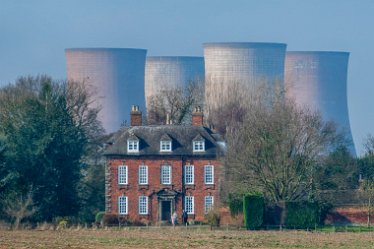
[130,105,142,126]
[192,106,204,126]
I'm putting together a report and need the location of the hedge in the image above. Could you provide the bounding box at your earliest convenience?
[228,193,243,217]
[285,201,321,229]
[243,193,264,230]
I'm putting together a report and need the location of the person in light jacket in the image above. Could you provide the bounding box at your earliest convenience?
[171,211,178,227]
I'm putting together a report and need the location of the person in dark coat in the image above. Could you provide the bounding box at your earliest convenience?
[182,209,188,226]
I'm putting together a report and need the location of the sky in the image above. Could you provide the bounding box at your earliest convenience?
[0,0,373,155]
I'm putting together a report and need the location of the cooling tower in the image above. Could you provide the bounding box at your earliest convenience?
[203,42,287,113]
[285,51,355,155]
[145,56,205,111]
[65,48,147,133]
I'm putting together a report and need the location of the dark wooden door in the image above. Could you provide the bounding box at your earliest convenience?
[161,201,171,221]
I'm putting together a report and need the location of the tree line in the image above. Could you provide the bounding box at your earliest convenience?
[0,76,105,226]
[0,75,373,227]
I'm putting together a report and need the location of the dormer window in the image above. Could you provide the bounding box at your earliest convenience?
[160,134,172,152]
[193,134,205,152]
[160,141,172,152]
[127,136,139,153]
[193,141,205,152]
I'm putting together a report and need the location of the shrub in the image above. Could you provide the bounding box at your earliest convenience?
[243,193,264,230]
[228,193,243,217]
[102,214,130,227]
[205,207,221,227]
[95,211,105,225]
[54,217,72,228]
[285,201,321,229]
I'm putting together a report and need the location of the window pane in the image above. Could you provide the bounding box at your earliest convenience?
[193,141,204,152]
[204,165,214,184]
[118,165,127,184]
[128,140,139,152]
[161,165,171,184]
[184,165,194,184]
[185,196,194,214]
[139,196,148,215]
[139,165,148,184]
[118,196,127,214]
[204,196,214,214]
[160,141,171,151]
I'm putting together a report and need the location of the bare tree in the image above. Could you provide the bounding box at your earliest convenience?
[360,178,374,227]
[222,83,343,204]
[147,80,204,125]
[5,190,38,229]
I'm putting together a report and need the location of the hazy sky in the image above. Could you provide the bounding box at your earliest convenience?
[1,0,373,155]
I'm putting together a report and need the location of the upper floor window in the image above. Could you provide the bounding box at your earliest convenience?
[185,196,194,214]
[127,139,139,153]
[204,196,214,214]
[160,140,172,152]
[184,165,194,184]
[118,165,128,185]
[138,196,148,215]
[193,134,205,152]
[193,141,205,152]
[118,196,128,215]
[138,165,148,185]
[161,165,171,185]
[204,165,214,184]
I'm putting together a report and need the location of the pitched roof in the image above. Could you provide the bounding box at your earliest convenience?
[104,125,225,158]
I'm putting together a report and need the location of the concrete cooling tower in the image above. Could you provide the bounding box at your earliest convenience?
[203,42,287,113]
[285,51,355,155]
[145,56,205,111]
[65,48,147,133]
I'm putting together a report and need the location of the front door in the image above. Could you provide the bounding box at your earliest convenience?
[161,201,171,221]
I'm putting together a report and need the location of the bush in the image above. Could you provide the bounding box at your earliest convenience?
[228,193,243,217]
[243,193,264,230]
[102,214,130,227]
[95,211,105,225]
[285,201,321,229]
[54,216,77,228]
[205,207,221,227]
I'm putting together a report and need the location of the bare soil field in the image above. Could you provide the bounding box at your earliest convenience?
[0,227,373,249]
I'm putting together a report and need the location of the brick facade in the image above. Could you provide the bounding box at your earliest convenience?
[104,107,224,225]
[106,157,221,224]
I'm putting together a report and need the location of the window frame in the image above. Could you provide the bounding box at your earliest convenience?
[184,165,194,185]
[118,196,128,215]
[204,196,214,214]
[160,165,172,185]
[160,140,172,152]
[138,196,148,215]
[118,165,128,185]
[204,165,214,184]
[193,140,205,152]
[127,139,139,153]
[185,196,194,214]
[138,165,148,185]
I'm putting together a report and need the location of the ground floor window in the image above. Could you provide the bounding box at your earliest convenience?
[138,196,148,215]
[185,196,194,214]
[204,196,214,213]
[118,196,128,215]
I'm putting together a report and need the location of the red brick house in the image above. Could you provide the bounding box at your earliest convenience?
[104,106,225,224]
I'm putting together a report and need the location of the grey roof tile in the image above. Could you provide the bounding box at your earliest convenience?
[104,125,225,157]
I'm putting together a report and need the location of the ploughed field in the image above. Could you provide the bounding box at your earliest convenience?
[0,228,373,249]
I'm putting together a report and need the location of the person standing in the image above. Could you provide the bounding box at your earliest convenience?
[171,211,178,227]
[182,209,188,226]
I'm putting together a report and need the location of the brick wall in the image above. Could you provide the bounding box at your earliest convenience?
[325,206,374,225]
[106,157,221,224]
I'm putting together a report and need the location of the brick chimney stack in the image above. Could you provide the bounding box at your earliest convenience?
[130,105,142,126]
[192,106,204,126]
